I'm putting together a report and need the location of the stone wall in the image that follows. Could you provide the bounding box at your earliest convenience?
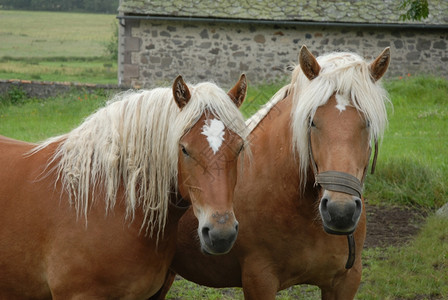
[119,19,447,88]
[0,79,128,99]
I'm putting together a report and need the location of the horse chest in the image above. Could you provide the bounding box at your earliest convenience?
[279,231,352,281]
[44,231,176,299]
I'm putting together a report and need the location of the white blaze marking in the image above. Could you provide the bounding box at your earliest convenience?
[201,119,225,154]
[335,93,350,112]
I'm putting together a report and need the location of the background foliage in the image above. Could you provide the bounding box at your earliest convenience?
[399,0,429,21]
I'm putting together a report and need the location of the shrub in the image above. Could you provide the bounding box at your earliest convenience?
[0,86,28,105]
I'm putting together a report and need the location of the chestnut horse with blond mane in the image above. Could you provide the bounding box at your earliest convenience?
[0,75,249,299]
[154,46,391,299]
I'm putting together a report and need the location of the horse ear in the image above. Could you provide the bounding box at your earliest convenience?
[369,47,390,82]
[227,73,247,108]
[299,45,321,80]
[173,75,191,109]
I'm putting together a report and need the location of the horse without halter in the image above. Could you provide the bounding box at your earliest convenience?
[153,46,391,300]
[0,75,249,299]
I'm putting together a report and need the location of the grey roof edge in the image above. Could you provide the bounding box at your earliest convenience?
[117,14,448,30]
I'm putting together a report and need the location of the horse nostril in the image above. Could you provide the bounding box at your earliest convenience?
[352,198,363,222]
[355,198,362,210]
[234,222,239,233]
[202,226,210,236]
[319,197,331,221]
[201,226,211,244]
[321,197,329,209]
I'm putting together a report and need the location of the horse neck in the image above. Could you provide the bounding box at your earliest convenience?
[243,93,318,198]
[245,94,300,184]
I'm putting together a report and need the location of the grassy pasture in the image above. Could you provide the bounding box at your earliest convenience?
[0,89,109,142]
[0,10,114,58]
[365,76,448,208]
[0,10,117,84]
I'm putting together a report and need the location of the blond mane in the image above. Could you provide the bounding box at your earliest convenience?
[247,51,390,184]
[245,84,290,132]
[34,82,248,239]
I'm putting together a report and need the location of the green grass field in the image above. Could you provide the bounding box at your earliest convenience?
[0,10,117,83]
[0,10,114,58]
[0,9,447,300]
[365,76,448,208]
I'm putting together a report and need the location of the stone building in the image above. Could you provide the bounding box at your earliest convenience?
[117,0,447,88]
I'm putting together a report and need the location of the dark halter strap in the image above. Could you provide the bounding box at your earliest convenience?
[371,141,379,175]
[308,129,378,185]
[308,128,378,270]
[345,234,356,269]
[315,171,362,198]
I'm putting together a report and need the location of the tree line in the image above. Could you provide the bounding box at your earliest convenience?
[0,0,119,14]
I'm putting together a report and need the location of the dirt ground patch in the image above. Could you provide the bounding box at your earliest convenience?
[364,204,428,248]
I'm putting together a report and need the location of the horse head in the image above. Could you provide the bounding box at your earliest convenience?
[298,45,390,235]
[172,74,247,254]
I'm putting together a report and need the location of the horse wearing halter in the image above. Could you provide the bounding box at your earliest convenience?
[306,103,380,270]
[298,44,390,270]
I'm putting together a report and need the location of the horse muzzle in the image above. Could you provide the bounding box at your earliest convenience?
[314,171,364,235]
[198,212,239,255]
[319,191,362,235]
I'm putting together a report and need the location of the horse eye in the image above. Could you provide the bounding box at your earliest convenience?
[310,120,316,127]
[366,120,371,128]
[181,145,189,156]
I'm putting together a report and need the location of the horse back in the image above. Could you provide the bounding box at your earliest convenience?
[0,135,181,298]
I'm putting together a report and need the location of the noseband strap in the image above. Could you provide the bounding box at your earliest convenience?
[315,171,362,198]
